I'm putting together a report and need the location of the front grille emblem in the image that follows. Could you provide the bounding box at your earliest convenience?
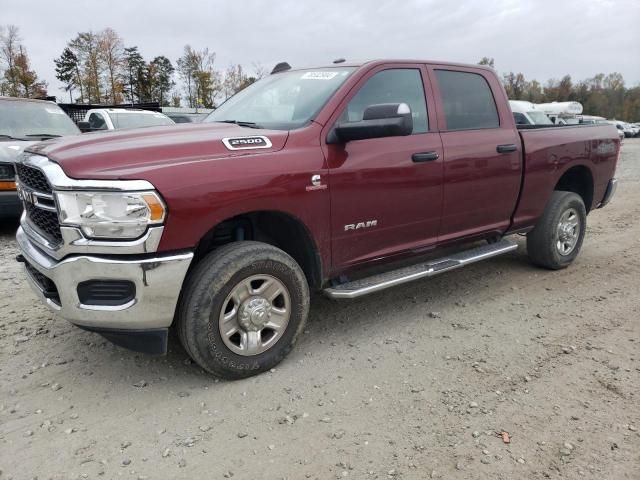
[16,183,35,206]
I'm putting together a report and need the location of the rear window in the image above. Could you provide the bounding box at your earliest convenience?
[434,70,499,130]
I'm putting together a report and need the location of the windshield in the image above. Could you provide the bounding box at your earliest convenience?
[0,100,80,140]
[110,112,174,129]
[527,111,553,125]
[204,68,355,130]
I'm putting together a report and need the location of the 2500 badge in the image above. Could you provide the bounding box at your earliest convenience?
[222,136,273,150]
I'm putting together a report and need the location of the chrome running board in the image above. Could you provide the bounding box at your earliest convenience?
[323,239,518,299]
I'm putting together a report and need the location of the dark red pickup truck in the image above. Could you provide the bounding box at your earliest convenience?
[14,60,619,379]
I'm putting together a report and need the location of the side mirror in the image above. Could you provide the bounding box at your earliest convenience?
[328,103,413,143]
[78,121,92,133]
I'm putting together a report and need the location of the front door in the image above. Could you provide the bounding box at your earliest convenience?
[325,66,443,270]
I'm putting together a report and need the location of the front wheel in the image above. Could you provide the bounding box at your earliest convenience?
[177,241,310,379]
[527,191,587,270]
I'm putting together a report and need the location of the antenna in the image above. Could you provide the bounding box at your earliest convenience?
[271,62,292,74]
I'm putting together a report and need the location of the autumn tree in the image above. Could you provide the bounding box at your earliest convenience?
[603,73,625,118]
[544,75,573,102]
[177,46,220,108]
[171,90,182,107]
[222,64,248,100]
[13,46,47,97]
[622,86,640,121]
[194,67,221,108]
[0,25,47,98]
[521,79,544,103]
[502,72,527,99]
[557,75,573,101]
[69,32,103,102]
[226,62,267,94]
[100,28,125,103]
[177,45,199,107]
[478,57,495,68]
[0,24,21,96]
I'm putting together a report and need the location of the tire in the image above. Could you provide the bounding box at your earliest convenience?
[527,191,587,270]
[177,241,310,379]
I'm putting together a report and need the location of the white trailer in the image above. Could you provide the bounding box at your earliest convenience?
[535,102,583,124]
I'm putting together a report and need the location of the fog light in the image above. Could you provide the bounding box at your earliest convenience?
[77,280,136,306]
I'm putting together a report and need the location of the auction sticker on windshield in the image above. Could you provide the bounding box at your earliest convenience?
[301,71,338,80]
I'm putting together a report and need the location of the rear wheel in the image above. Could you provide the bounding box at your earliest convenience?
[527,191,587,270]
[177,241,309,379]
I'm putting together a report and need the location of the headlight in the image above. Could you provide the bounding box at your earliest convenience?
[55,191,166,239]
[0,164,16,180]
[0,164,16,190]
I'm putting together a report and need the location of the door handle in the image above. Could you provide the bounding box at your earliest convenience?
[496,144,517,153]
[412,151,440,162]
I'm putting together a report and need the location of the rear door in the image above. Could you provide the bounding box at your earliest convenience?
[324,64,443,270]
[428,66,522,242]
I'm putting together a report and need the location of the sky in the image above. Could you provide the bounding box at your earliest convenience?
[3,0,640,99]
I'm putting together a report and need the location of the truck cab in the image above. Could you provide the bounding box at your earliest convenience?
[79,108,175,132]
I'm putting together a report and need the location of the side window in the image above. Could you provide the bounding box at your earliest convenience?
[88,113,106,130]
[434,70,499,130]
[340,69,428,133]
[513,112,529,125]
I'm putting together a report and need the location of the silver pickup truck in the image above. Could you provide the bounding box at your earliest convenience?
[0,97,80,217]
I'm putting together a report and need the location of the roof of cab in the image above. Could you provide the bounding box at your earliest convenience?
[286,59,496,72]
[0,96,56,104]
[89,108,162,113]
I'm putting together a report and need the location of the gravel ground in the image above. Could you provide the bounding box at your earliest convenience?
[1,139,639,480]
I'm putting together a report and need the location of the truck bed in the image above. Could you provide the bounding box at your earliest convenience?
[511,123,620,231]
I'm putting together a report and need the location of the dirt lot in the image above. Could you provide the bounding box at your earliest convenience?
[1,139,639,480]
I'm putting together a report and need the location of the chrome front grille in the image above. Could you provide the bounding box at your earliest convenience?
[15,164,63,246]
[23,202,63,243]
[15,163,51,193]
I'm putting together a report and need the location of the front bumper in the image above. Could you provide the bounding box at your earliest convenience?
[17,226,193,331]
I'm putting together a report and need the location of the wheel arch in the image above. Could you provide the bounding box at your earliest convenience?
[553,164,594,212]
[192,210,323,290]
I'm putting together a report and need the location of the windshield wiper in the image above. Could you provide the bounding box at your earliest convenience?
[216,120,262,129]
[24,133,62,138]
[0,134,28,141]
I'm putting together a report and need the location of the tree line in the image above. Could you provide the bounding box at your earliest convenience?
[1,25,638,119]
[479,57,639,121]
[51,28,266,107]
[1,25,264,108]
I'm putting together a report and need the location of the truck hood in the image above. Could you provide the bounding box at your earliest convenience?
[0,140,38,163]
[24,123,289,180]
